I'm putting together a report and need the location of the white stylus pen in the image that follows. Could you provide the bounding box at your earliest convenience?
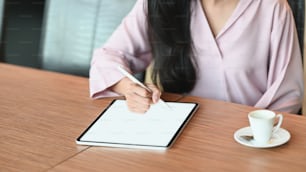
[117,65,171,109]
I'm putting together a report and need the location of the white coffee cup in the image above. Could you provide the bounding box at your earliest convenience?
[248,109,283,145]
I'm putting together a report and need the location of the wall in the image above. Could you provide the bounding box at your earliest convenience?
[0,0,4,40]
[1,0,45,68]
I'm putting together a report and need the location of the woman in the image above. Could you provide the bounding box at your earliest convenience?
[89,0,303,113]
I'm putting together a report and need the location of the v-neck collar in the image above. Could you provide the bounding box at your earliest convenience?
[192,0,253,59]
[197,0,253,39]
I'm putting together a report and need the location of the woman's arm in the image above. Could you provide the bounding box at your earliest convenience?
[89,0,152,99]
[255,3,303,113]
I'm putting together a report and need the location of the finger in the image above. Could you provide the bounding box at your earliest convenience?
[124,86,151,111]
[126,92,152,107]
[126,96,151,113]
[146,83,161,103]
[124,82,154,113]
[131,83,152,98]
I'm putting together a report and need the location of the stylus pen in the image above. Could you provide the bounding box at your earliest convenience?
[117,65,171,109]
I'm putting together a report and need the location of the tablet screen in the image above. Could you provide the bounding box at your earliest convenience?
[76,99,198,150]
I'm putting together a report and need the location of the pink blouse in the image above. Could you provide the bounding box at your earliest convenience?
[89,0,303,113]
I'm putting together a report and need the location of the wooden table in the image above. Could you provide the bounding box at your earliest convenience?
[1,63,306,172]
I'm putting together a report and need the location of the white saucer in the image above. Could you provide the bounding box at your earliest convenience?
[234,127,290,148]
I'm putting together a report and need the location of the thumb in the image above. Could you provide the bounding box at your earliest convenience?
[146,83,161,104]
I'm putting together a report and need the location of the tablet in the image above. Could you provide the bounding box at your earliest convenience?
[76,99,198,150]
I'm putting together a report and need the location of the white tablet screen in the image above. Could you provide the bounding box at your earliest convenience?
[77,99,198,149]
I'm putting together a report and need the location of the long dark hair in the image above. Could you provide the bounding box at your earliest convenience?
[147,0,197,94]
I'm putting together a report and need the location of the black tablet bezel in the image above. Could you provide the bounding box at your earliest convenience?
[76,99,199,150]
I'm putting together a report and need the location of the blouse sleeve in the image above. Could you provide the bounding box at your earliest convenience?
[254,4,303,114]
[89,0,152,98]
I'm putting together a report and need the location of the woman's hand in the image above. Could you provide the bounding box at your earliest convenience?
[111,77,162,113]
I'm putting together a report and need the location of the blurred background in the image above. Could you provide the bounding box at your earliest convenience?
[0,0,44,69]
[0,0,304,78]
[0,0,137,77]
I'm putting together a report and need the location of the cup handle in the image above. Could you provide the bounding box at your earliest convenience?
[272,114,283,133]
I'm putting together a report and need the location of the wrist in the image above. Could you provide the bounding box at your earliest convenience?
[111,77,132,96]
